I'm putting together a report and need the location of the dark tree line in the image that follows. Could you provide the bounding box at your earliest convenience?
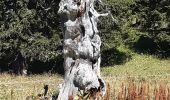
[0,0,169,74]
[0,0,62,74]
[101,0,170,64]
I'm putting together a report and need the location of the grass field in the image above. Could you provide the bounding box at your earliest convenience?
[0,74,63,100]
[102,54,170,80]
[0,53,170,100]
[102,54,170,99]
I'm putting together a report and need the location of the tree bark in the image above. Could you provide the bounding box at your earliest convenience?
[57,0,108,99]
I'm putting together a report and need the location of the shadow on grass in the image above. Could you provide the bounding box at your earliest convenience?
[101,48,132,67]
[133,35,170,59]
[28,54,64,75]
[29,47,132,74]
[1,48,133,75]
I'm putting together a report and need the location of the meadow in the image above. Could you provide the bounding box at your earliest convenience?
[0,53,169,100]
[0,0,169,99]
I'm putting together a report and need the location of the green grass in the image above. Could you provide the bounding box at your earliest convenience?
[102,53,170,80]
[102,54,170,76]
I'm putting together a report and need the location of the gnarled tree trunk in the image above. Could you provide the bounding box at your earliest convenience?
[57,0,108,99]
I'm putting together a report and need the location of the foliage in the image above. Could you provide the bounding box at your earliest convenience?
[0,0,170,73]
[0,0,62,72]
[100,0,169,59]
[132,0,170,57]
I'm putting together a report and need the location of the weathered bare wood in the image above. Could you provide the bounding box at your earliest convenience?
[57,0,107,99]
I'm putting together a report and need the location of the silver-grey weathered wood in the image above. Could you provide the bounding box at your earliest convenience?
[57,0,108,99]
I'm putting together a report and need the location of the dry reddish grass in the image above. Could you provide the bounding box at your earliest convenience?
[112,80,170,100]
[76,80,170,100]
[18,79,170,100]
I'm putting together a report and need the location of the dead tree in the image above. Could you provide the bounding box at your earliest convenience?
[57,0,108,99]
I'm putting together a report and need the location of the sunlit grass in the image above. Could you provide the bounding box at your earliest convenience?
[0,74,63,100]
[0,54,169,99]
[102,54,170,80]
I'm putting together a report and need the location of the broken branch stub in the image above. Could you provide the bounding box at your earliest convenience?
[57,0,108,99]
